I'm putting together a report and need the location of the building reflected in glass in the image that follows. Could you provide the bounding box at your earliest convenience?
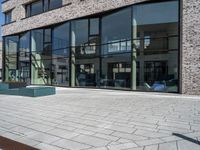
[3,0,179,93]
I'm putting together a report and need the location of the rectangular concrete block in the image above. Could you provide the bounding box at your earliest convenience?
[18,87,56,97]
[0,88,19,95]
[0,87,56,97]
[0,83,9,91]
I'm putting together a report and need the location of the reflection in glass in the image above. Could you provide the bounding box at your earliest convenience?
[71,20,89,47]
[31,0,43,16]
[76,64,96,87]
[26,5,31,17]
[31,30,43,53]
[71,19,100,87]
[31,59,51,85]
[52,57,69,86]
[4,36,19,81]
[52,23,70,86]
[90,18,99,35]
[101,8,132,89]
[132,1,179,92]
[102,8,132,55]
[31,29,52,85]
[5,11,12,24]
[2,1,179,93]
[19,32,31,83]
[53,23,70,57]
[49,0,62,10]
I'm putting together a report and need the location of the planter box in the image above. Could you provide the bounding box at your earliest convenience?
[4,82,27,89]
[19,87,56,97]
[0,87,56,97]
[0,83,9,91]
[0,89,19,95]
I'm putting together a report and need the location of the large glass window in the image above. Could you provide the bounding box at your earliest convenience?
[71,18,100,52]
[4,36,19,81]
[26,5,31,17]
[90,19,99,35]
[19,32,31,83]
[101,8,132,89]
[52,23,70,86]
[71,20,89,48]
[102,8,132,55]
[132,1,179,92]
[31,29,43,53]
[53,23,70,56]
[31,29,52,85]
[49,0,62,10]
[71,19,100,87]
[31,0,43,16]
[2,0,179,94]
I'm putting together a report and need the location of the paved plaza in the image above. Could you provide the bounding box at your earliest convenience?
[0,88,200,150]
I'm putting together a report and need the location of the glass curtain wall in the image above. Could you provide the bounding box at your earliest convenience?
[71,19,100,87]
[101,8,132,89]
[19,32,31,84]
[132,1,179,92]
[52,22,70,86]
[4,36,19,81]
[31,29,52,85]
[3,0,179,93]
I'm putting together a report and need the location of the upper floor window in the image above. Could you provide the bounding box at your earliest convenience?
[26,0,62,17]
[49,0,62,10]
[31,0,43,16]
[5,10,12,24]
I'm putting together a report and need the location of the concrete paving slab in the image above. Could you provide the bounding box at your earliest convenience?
[0,88,199,150]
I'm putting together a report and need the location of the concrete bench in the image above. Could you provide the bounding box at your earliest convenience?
[0,83,9,91]
[0,87,56,97]
[0,82,27,90]
[19,87,56,97]
[0,88,19,95]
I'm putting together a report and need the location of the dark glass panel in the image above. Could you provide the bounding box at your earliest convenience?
[19,32,31,83]
[44,0,49,11]
[31,0,43,16]
[76,64,96,87]
[102,8,132,55]
[31,29,43,52]
[31,29,52,85]
[43,43,52,56]
[53,23,70,57]
[19,32,30,59]
[44,29,51,43]
[71,19,100,87]
[5,11,12,24]
[71,19,89,47]
[52,57,69,86]
[52,23,70,86]
[49,0,62,10]
[101,53,131,89]
[90,18,99,35]
[101,8,132,89]
[132,1,179,93]
[26,5,31,17]
[4,36,19,81]
[71,19,90,57]
[31,59,52,85]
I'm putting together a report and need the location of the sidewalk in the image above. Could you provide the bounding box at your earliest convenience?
[0,88,199,150]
